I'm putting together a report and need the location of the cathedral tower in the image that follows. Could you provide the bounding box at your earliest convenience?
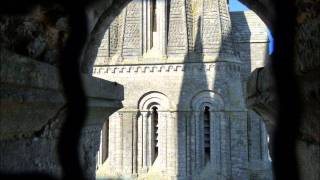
[93,0,272,179]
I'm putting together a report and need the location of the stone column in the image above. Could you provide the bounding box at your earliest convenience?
[186,111,192,176]
[142,112,149,170]
[221,112,231,178]
[212,112,222,173]
[194,111,202,172]
[137,111,144,173]
[177,111,187,177]
[148,111,153,166]
[122,112,134,175]
[195,111,206,172]
[132,111,138,175]
[166,112,177,177]
[142,0,147,53]
[158,111,168,171]
[116,112,124,173]
[229,112,249,179]
[189,111,196,175]
[108,113,117,171]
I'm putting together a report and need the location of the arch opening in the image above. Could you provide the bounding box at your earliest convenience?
[203,106,211,164]
[151,106,159,164]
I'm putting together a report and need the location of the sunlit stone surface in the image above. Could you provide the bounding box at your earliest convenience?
[93,0,271,179]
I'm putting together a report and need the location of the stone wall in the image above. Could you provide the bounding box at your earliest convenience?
[231,11,272,179]
[0,49,124,179]
[93,3,271,178]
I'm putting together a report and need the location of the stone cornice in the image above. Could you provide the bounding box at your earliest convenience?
[93,61,242,75]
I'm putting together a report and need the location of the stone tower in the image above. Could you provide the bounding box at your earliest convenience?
[93,0,272,179]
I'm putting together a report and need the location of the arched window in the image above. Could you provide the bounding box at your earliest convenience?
[138,92,169,168]
[151,106,159,163]
[191,91,224,169]
[203,106,210,164]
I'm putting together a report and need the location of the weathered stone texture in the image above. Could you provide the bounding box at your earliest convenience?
[93,0,271,179]
[246,1,320,180]
[0,48,124,179]
[0,5,70,65]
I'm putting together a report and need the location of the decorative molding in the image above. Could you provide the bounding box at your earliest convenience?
[93,62,241,75]
[138,91,170,111]
[190,90,225,110]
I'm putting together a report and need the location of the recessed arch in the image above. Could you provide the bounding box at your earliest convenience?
[138,91,170,111]
[191,90,225,111]
[136,91,170,168]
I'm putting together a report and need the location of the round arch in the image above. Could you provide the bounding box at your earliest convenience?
[138,91,170,111]
[191,90,225,111]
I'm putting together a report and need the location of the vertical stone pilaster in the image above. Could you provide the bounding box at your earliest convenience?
[189,112,196,175]
[122,112,133,175]
[166,112,177,176]
[108,114,114,169]
[158,112,168,171]
[142,112,149,169]
[229,112,249,179]
[110,112,123,173]
[177,111,187,177]
[221,112,231,178]
[158,0,168,56]
[132,112,138,174]
[119,112,124,172]
[194,111,201,172]
[147,111,153,166]
[142,0,147,54]
[186,111,192,176]
[199,111,204,168]
[137,111,144,173]
[212,112,222,172]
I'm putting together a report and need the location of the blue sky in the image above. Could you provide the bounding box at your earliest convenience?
[229,0,249,12]
[229,0,274,54]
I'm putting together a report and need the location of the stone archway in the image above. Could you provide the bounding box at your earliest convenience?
[1,0,319,179]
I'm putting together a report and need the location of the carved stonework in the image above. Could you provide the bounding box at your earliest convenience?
[122,0,143,57]
[218,0,234,55]
[167,0,189,55]
[93,62,241,75]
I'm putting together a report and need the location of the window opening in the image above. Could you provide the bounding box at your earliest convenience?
[204,106,210,164]
[152,106,159,163]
